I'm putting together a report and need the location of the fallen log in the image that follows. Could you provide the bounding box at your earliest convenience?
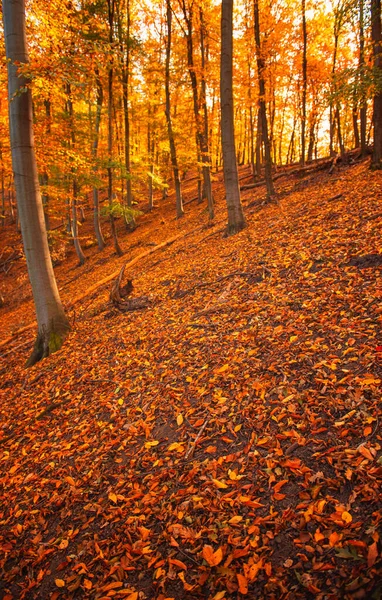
[240,158,335,191]
[0,230,189,350]
[110,265,153,311]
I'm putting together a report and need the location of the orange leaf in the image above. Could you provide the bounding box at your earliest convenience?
[237,573,248,594]
[108,492,118,504]
[329,531,340,547]
[169,558,187,570]
[228,515,243,524]
[342,511,352,524]
[216,364,229,373]
[358,445,374,461]
[367,542,378,568]
[363,426,372,436]
[314,530,325,542]
[202,545,223,566]
[273,479,288,493]
[101,581,123,591]
[55,579,65,588]
[212,478,228,489]
[64,476,75,487]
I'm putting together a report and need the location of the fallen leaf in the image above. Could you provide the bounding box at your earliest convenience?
[237,573,248,594]
[202,545,223,566]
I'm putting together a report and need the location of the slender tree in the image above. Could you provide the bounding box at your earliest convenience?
[92,69,106,250]
[371,0,382,167]
[165,0,184,218]
[301,0,307,165]
[221,0,246,234]
[2,0,70,366]
[254,0,275,199]
[107,0,124,254]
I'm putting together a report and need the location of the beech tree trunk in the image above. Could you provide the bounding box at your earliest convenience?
[107,0,124,254]
[221,0,246,234]
[165,0,184,218]
[66,84,86,266]
[301,0,307,165]
[92,71,105,250]
[371,0,382,167]
[2,0,70,366]
[254,0,275,199]
[180,1,214,220]
[359,0,367,154]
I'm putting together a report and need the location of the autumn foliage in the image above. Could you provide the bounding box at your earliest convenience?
[0,156,381,598]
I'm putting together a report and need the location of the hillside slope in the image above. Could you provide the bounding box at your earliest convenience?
[0,159,381,599]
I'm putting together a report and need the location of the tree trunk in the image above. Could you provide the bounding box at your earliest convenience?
[2,0,70,366]
[41,98,51,231]
[254,0,275,199]
[221,0,246,234]
[116,0,134,225]
[255,106,262,176]
[92,72,105,250]
[165,0,184,218]
[147,105,154,211]
[66,83,86,266]
[358,0,367,154]
[301,0,307,165]
[200,6,214,220]
[181,2,213,220]
[107,0,124,254]
[371,0,382,167]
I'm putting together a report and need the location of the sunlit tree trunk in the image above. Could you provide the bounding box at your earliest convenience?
[92,71,105,250]
[41,98,51,232]
[165,0,184,218]
[371,0,382,167]
[221,0,246,234]
[180,1,214,220]
[66,84,86,266]
[254,0,274,199]
[147,104,154,211]
[2,0,70,366]
[200,6,214,219]
[301,0,307,165]
[359,0,367,154]
[107,0,124,254]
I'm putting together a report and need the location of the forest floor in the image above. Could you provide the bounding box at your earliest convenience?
[0,157,381,600]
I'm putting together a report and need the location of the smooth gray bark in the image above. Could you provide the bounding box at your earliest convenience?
[165,0,184,218]
[92,72,105,250]
[2,0,70,366]
[254,0,275,198]
[221,0,246,234]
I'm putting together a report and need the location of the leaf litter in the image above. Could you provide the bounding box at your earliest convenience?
[0,160,381,599]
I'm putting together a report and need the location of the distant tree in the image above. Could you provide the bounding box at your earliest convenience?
[253,0,274,199]
[221,0,246,234]
[165,0,184,218]
[2,0,70,366]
